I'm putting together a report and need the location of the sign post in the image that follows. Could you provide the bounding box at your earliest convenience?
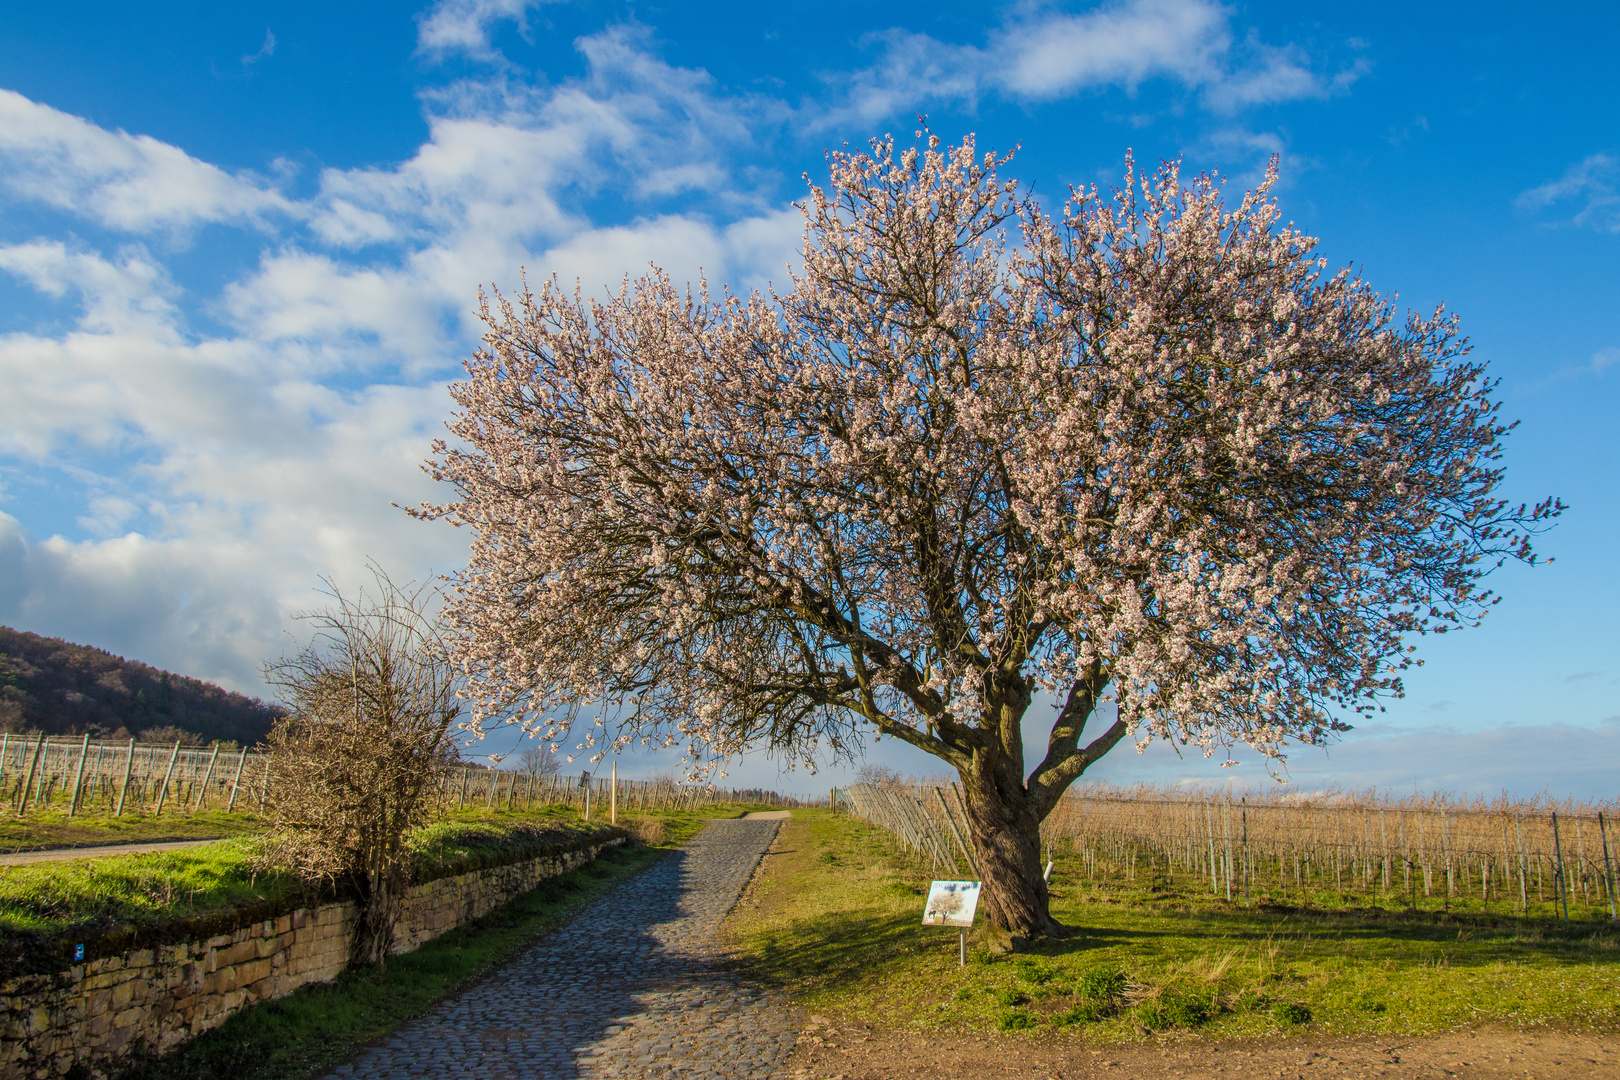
[922,880,982,966]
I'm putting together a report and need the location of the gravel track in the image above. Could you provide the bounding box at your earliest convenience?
[327,818,797,1080]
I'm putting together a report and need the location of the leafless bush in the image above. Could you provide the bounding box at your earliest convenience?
[518,743,561,781]
[622,815,667,846]
[258,570,461,968]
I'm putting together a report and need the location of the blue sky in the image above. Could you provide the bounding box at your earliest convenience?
[0,0,1615,796]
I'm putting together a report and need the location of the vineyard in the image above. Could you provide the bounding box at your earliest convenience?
[0,734,810,819]
[839,780,1620,922]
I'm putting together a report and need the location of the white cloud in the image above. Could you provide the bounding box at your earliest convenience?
[0,90,297,235]
[416,0,548,63]
[1518,153,1620,232]
[242,30,277,67]
[823,0,1357,128]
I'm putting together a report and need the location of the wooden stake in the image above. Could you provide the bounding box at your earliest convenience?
[153,741,181,815]
[225,750,248,811]
[1599,811,1617,924]
[115,739,135,816]
[1552,811,1570,921]
[610,761,617,824]
[67,733,90,817]
[16,733,46,816]
[193,743,221,809]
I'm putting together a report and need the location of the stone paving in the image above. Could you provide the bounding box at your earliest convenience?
[326,818,798,1080]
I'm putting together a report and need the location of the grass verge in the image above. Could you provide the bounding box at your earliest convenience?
[0,810,265,853]
[118,809,714,1080]
[728,810,1620,1043]
[0,808,632,963]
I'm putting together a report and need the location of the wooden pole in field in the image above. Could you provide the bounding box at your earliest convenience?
[934,786,980,877]
[115,739,136,816]
[1552,812,1570,922]
[1241,798,1250,907]
[610,761,617,824]
[153,741,181,814]
[67,733,91,817]
[16,733,46,816]
[225,750,248,811]
[1598,811,1617,923]
[193,743,221,809]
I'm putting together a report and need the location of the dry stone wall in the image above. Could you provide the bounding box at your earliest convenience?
[0,830,624,1079]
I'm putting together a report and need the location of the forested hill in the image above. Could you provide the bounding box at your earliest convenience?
[0,626,282,746]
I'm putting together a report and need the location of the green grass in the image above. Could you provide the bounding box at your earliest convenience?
[0,808,625,955]
[729,810,1620,1043]
[0,809,265,852]
[119,812,713,1080]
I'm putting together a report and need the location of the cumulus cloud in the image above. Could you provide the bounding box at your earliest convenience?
[824,0,1360,128]
[0,90,297,235]
[1518,153,1620,232]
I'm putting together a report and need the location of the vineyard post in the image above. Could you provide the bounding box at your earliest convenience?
[16,733,45,816]
[1551,812,1570,922]
[114,739,135,816]
[66,733,90,817]
[1204,802,1219,895]
[610,760,617,825]
[30,737,53,809]
[1222,801,1234,902]
[193,743,221,810]
[226,750,248,811]
[1241,799,1250,907]
[934,786,980,877]
[153,740,182,814]
[1515,815,1529,912]
[1598,811,1617,923]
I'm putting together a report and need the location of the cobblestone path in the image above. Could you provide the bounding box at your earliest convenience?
[327,819,797,1080]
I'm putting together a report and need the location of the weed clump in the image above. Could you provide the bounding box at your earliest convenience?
[1135,990,1211,1031]
[995,1009,1038,1032]
[1273,1001,1313,1026]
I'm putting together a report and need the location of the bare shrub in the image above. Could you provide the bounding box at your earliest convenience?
[258,570,461,968]
[623,816,667,846]
[518,743,561,781]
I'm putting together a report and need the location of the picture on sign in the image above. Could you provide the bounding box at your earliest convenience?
[922,880,982,927]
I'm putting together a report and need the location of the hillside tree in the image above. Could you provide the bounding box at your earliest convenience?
[420,135,1559,946]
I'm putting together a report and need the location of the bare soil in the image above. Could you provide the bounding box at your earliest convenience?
[785,1019,1620,1079]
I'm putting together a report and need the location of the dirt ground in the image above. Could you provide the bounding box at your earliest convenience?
[785,1019,1620,1079]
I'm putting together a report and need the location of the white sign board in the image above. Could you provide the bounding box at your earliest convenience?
[922,880,982,927]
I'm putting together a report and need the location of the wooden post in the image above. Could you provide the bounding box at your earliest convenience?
[193,743,222,809]
[153,741,181,815]
[1552,812,1570,922]
[934,786,980,877]
[1242,799,1251,907]
[115,740,136,816]
[610,761,617,825]
[1599,811,1617,924]
[16,733,46,816]
[67,734,91,817]
[225,750,248,811]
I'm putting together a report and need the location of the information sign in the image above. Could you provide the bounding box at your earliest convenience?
[922,880,981,928]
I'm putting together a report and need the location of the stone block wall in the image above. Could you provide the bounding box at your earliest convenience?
[0,831,623,1079]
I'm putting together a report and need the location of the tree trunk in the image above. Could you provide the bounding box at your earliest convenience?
[351,860,405,969]
[961,763,1063,949]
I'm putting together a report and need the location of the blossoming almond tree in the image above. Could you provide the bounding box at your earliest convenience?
[421,135,1559,946]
